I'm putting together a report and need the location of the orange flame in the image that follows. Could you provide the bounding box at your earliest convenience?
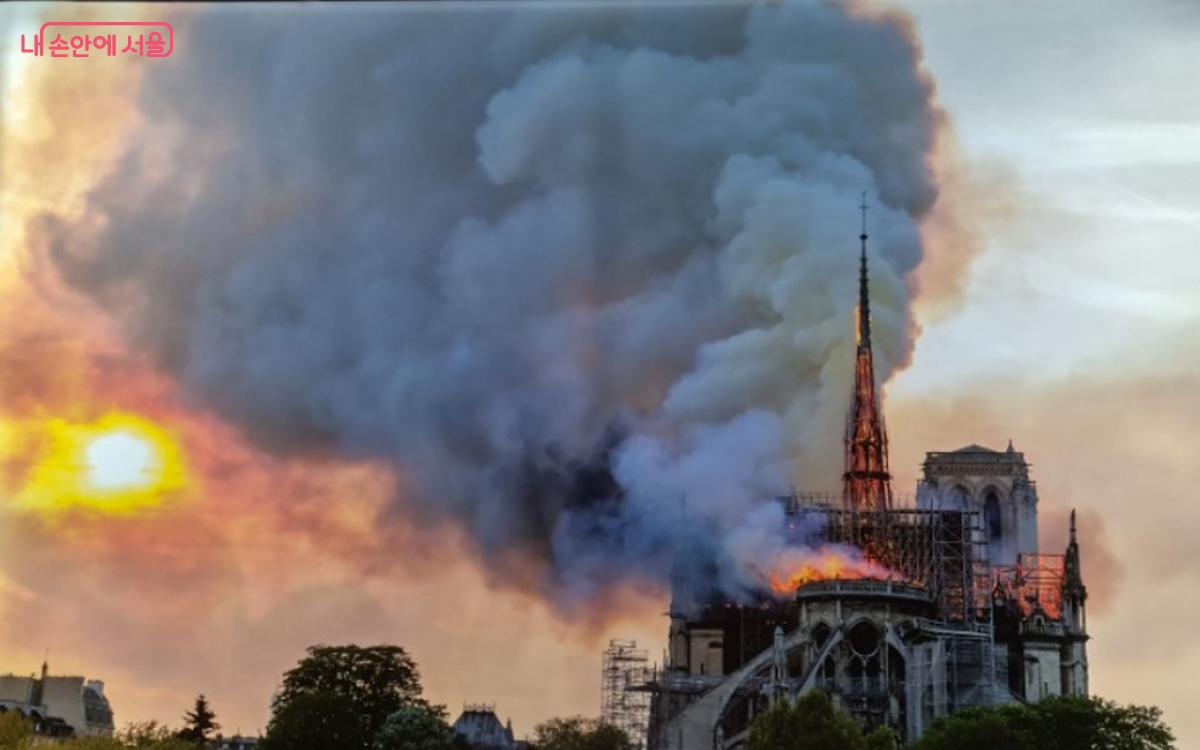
[767,546,899,596]
[994,554,1065,619]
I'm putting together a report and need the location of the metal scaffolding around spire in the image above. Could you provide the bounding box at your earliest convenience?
[843,193,893,514]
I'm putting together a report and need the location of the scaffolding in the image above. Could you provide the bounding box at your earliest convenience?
[602,639,652,750]
[905,617,1000,739]
[994,553,1066,619]
[779,494,992,623]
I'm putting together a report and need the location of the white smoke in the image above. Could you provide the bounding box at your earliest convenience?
[35,1,942,609]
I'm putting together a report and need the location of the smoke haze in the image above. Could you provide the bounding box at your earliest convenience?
[31,2,945,607]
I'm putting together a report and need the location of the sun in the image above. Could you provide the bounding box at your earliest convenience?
[85,430,156,490]
[5,412,189,515]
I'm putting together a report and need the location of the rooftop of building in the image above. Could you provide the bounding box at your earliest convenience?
[924,441,1029,466]
[794,579,934,605]
[452,705,518,750]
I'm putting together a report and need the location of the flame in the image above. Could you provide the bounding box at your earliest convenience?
[994,555,1065,620]
[767,545,899,596]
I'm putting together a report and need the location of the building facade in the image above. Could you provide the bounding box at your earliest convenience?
[0,662,114,738]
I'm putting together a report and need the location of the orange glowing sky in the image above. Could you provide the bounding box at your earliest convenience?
[2,0,1199,745]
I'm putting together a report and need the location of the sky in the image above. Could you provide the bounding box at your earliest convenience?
[1,0,1199,746]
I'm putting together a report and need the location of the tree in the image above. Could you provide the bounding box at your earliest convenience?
[273,644,427,740]
[911,701,1049,750]
[0,711,32,749]
[118,721,174,746]
[117,721,195,750]
[747,691,896,750]
[0,719,190,750]
[533,716,632,750]
[374,705,461,750]
[52,740,124,750]
[1039,696,1174,750]
[177,695,220,743]
[865,725,899,750]
[910,696,1175,750]
[260,691,371,750]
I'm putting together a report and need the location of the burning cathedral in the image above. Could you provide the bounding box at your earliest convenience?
[644,205,1090,749]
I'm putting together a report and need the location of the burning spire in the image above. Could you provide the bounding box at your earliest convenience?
[843,194,893,513]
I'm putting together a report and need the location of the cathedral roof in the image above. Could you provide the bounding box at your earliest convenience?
[925,442,1027,470]
[950,443,1000,454]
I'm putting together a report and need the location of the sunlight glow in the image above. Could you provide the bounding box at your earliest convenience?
[2,412,189,515]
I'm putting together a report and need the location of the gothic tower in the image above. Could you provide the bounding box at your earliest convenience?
[843,195,893,513]
[1061,509,1090,696]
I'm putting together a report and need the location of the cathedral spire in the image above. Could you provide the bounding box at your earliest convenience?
[857,191,871,348]
[1063,507,1088,638]
[1065,509,1085,594]
[843,194,892,513]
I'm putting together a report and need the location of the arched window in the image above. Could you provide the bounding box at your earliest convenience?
[821,655,836,680]
[848,621,880,657]
[865,656,881,677]
[812,622,832,648]
[951,485,971,510]
[984,490,1003,543]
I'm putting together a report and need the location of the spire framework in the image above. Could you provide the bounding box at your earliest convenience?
[843,194,892,513]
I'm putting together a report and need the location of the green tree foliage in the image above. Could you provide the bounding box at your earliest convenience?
[913,703,1043,750]
[374,705,461,750]
[533,716,632,750]
[0,715,190,750]
[177,694,220,743]
[115,721,196,750]
[117,721,176,746]
[0,712,32,749]
[53,740,130,750]
[260,691,371,750]
[865,725,899,750]
[911,696,1175,750]
[272,644,426,739]
[747,692,897,750]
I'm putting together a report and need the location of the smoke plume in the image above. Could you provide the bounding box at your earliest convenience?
[31,2,945,608]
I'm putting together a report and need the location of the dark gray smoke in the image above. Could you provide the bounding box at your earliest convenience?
[36,1,941,608]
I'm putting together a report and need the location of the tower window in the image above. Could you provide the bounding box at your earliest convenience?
[984,490,1003,542]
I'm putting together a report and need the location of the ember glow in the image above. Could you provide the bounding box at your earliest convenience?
[766,545,900,596]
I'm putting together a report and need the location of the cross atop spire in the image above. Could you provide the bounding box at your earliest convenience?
[857,191,872,348]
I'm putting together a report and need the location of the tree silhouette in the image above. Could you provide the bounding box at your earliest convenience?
[177,694,220,744]
[533,716,633,750]
[911,696,1175,750]
[272,644,427,740]
[748,692,896,750]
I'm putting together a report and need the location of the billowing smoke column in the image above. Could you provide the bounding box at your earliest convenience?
[35,2,942,610]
